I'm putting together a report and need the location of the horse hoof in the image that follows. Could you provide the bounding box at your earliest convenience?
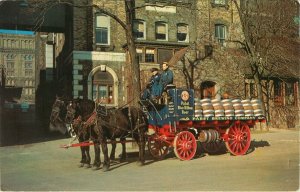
[93,163,101,169]
[110,156,115,161]
[85,164,92,168]
[137,161,144,166]
[78,163,84,168]
[102,165,110,172]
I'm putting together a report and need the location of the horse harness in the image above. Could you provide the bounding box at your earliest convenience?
[96,106,146,139]
[72,111,97,140]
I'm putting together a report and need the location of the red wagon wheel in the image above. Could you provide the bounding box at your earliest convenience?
[147,136,169,160]
[225,122,251,156]
[173,131,197,161]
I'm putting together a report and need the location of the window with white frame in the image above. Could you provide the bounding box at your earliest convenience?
[96,15,110,45]
[215,24,226,46]
[177,23,189,42]
[133,20,146,39]
[155,22,167,41]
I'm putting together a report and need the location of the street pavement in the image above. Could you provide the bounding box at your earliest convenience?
[0,128,299,191]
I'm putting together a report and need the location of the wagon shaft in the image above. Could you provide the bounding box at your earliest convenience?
[60,139,136,148]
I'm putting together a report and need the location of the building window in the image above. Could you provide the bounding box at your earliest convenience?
[212,0,227,6]
[96,15,110,45]
[136,48,144,63]
[93,71,114,104]
[285,82,295,106]
[177,23,189,42]
[274,80,283,105]
[215,24,226,46]
[273,79,298,106]
[145,48,155,63]
[24,61,33,77]
[245,81,258,99]
[6,61,14,77]
[155,21,167,41]
[133,20,146,39]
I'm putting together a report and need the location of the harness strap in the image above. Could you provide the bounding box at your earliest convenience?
[83,111,97,129]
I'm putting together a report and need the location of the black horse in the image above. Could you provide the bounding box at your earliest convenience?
[64,98,99,168]
[64,98,128,169]
[50,97,100,168]
[96,104,148,171]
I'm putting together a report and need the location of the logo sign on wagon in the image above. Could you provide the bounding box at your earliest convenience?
[176,89,194,116]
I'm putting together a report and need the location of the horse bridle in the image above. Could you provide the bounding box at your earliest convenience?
[65,102,77,138]
[50,99,65,123]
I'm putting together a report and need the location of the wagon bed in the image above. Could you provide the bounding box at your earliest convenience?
[144,88,266,161]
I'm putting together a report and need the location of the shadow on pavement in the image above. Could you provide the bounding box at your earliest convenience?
[247,140,271,154]
[1,109,68,147]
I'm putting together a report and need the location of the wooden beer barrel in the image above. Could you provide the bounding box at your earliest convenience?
[222,99,234,111]
[244,109,254,116]
[212,99,224,111]
[232,99,245,116]
[225,109,235,116]
[215,110,225,117]
[194,98,203,117]
[199,130,220,143]
[235,109,245,116]
[201,99,214,111]
[251,99,262,110]
[203,110,214,117]
[251,99,264,116]
[242,99,253,116]
[242,99,253,110]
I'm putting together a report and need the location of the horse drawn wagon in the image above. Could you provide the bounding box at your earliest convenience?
[51,86,265,169]
[142,87,266,161]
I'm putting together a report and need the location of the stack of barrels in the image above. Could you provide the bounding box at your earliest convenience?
[193,98,264,117]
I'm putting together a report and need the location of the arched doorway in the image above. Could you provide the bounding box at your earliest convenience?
[88,65,119,106]
[93,71,114,104]
[200,81,216,99]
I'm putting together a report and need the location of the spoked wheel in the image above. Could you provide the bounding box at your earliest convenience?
[173,131,197,161]
[147,136,169,160]
[225,122,251,156]
[202,141,224,154]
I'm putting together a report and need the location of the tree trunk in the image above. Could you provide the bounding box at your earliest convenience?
[125,0,140,107]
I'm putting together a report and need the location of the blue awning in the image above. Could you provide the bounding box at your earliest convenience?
[0,29,34,35]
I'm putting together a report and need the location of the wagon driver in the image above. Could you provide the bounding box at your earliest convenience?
[141,68,162,101]
[160,62,174,91]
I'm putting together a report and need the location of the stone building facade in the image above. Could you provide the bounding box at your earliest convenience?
[63,0,299,128]
[68,0,198,107]
[0,32,36,103]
